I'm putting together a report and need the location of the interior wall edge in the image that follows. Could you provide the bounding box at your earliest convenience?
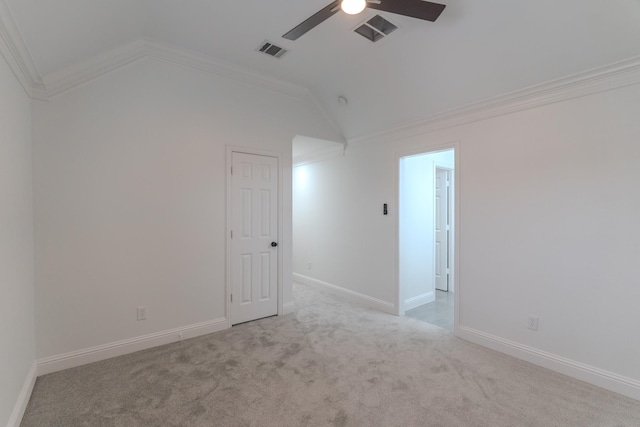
[293,144,344,167]
[404,292,435,312]
[6,362,36,427]
[304,90,346,143]
[0,0,46,99]
[293,273,395,315]
[282,301,296,315]
[458,326,640,401]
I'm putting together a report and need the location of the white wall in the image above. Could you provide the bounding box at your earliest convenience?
[454,86,640,385]
[293,151,397,307]
[399,150,453,312]
[292,82,640,395]
[0,54,35,425]
[32,58,339,361]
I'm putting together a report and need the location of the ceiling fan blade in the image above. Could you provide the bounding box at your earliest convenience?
[367,0,446,22]
[283,0,341,40]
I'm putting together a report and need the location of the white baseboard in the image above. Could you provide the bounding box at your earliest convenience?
[37,318,228,376]
[282,301,296,315]
[7,361,37,427]
[404,291,435,311]
[458,326,640,401]
[293,273,395,315]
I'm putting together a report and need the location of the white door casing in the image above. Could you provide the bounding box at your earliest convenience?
[435,168,451,292]
[230,152,278,325]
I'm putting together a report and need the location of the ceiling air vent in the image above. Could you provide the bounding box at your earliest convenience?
[354,15,397,42]
[257,41,288,59]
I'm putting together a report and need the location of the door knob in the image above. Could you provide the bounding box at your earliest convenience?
[271,242,278,247]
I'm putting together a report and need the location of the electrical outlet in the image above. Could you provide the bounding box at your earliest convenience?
[137,306,147,321]
[307,261,312,270]
[527,315,539,331]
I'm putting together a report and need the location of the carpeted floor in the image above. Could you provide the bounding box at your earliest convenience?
[22,282,640,426]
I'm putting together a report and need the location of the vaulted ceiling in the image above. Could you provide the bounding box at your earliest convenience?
[6,0,640,139]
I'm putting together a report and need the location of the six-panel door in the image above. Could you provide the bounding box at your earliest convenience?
[230,152,278,325]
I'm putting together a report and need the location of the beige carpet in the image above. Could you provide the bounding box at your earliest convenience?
[22,282,640,426]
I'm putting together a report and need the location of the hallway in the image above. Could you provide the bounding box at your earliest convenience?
[405,290,454,331]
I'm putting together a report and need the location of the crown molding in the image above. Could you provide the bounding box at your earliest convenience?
[4,0,639,142]
[142,40,309,101]
[293,144,344,167]
[42,38,312,102]
[42,38,347,138]
[43,40,148,97]
[348,55,640,147]
[0,0,46,99]
[0,1,313,103]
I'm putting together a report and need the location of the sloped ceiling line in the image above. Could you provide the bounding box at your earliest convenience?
[42,38,313,101]
[3,1,640,146]
[43,40,148,98]
[305,90,346,143]
[0,0,314,103]
[348,55,640,147]
[144,40,310,100]
[0,3,343,143]
[0,0,45,99]
[293,145,344,167]
[36,37,640,149]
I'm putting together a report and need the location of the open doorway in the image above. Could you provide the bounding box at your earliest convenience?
[398,148,455,331]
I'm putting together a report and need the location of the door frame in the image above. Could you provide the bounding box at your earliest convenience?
[226,145,284,328]
[395,141,460,334]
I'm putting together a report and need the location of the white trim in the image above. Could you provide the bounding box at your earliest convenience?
[7,361,37,427]
[305,90,346,142]
[226,146,284,326]
[36,318,227,376]
[458,326,640,401]
[145,40,309,100]
[3,0,640,132]
[44,39,147,97]
[404,292,434,311]
[282,301,296,315]
[43,38,312,101]
[395,142,460,319]
[293,273,395,314]
[433,162,454,294]
[452,147,461,335]
[293,144,344,167]
[0,0,46,99]
[349,55,640,147]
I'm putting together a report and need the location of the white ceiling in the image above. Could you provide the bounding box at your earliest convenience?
[7,0,640,139]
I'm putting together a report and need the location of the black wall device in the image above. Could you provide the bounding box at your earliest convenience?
[383,203,388,215]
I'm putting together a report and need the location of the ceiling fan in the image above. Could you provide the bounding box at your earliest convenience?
[283,0,446,41]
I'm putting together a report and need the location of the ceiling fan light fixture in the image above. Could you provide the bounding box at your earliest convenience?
[341,0,366,15]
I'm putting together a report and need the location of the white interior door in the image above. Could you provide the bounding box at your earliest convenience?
[230,152,278,325]
[435,168,451,292]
